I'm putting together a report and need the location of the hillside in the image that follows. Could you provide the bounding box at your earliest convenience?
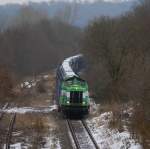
[0,1,136,28]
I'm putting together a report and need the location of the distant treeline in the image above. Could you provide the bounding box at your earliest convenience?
[0,6,82,76]
[0,0,134,28]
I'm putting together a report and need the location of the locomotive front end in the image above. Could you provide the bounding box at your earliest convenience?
[60,77,90,115]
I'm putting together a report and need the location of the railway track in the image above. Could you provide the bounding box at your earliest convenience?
[5,113,16,149]
[67,119,99,149]
[0,103,17,149]
[0,103,9,121]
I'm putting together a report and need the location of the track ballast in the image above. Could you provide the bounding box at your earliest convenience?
[67,119,99,149]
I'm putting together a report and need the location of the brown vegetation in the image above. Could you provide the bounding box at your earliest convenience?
[0,6,81,100]
[0,6,82,76]
[130,103,150,148]
[0,66,14,99]
[82,0,150,147]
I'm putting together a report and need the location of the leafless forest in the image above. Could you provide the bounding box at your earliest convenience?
[0,6,82,74]
[82,0,150,148]
[0,5,82,97]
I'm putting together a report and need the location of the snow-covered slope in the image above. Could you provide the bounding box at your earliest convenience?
[86,112,142,149]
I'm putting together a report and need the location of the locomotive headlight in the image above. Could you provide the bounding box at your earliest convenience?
[82,101,86,105]
[67,101,70,104]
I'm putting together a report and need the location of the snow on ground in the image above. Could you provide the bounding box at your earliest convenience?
[4,142,29,149]
[86,112,142,149]
[21,81,33,89]
[42,135,61,149]
[43,75,49,80]
[0,105,57,114]
[90,98,100,114]
[4,134,61,149]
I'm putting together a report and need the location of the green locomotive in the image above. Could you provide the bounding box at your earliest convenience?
[56,55,90,115]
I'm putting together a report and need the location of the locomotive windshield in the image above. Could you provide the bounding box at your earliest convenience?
[70,91,83,103]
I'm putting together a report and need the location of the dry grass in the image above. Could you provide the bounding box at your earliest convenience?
[105,102,124,132]
[0,114,18,147]
[0,72,57,148]
[130,104,150,149]
[36,81,47,93]
[31,116,48,149]
[15,114,50,149]
[103,101,150,148]
[4,72,55,107]
[16,114,49,131]
[0,67,15,102]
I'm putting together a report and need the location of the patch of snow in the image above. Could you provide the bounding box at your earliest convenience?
[90,98,100,114]
[42,135,61,149]
[21,80,37,89]
[123,107,133,118]
[10,143,22,149]
[4,143,26,149]
[86,112,142,149]
[27,84,32,88]
[20,83,24,88]
[0,105,57,114]
[31,82,36,87]
[43,75,49,79]
[12,131,23,136]
[24,82,29,86]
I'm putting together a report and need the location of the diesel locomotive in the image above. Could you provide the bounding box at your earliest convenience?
[56,54,90,115]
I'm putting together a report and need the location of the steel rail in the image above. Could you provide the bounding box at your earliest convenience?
[0,103,9,121]
[6,113,16,149]
[81,120,99,149]
[67,119,81,149]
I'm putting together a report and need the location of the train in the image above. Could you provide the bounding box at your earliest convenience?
[56,54,90,115]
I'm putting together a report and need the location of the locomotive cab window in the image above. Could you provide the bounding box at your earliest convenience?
[70,91,83,103]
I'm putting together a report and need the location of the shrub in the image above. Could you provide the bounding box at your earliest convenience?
[0,66,14,99]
